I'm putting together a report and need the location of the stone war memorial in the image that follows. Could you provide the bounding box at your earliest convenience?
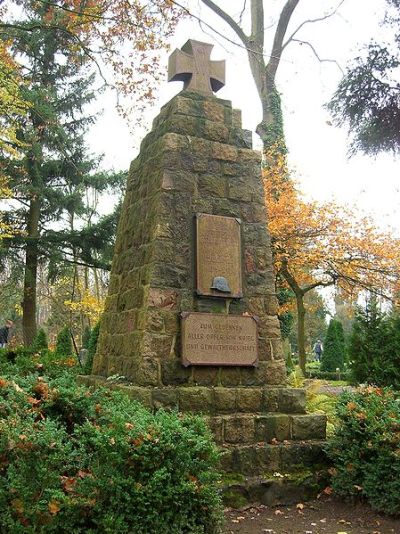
[79,39,327,505]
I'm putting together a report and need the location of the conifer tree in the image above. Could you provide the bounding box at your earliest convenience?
[31,328,48,353]
[348,297,385,383]
[1,1,124,345]
[321,319,346,372]
[55,326,72,357]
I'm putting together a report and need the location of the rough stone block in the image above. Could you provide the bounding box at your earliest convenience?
[290,414,327,440]
[161,359,191,386]
[179,387,213,413]
[219,367,242,387]
[136,357,160,387]
[214,387,237,413]
[236,388,263,412]
[116,385,153,410]
[207,416,224,443]
[265,360,287,385]
[192,367,219,386]
[152,387,178,410]
[279,389,306,414]
[224,416,255,444]
[255,414,291,442]
[262,388,280,412]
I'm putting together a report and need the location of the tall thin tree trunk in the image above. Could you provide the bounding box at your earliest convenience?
[22,195,40,346]
[296,293,307,374]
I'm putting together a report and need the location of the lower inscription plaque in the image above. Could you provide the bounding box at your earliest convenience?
[181,312,258,367]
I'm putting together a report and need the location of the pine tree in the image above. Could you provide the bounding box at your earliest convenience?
[1,2,124,345]
[55,326,72,357]
[31,328,48,352]
[84,322,100,374]
[321,319,346,372]
[348,297,385,384]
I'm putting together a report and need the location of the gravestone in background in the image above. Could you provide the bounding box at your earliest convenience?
[79,39,327,505]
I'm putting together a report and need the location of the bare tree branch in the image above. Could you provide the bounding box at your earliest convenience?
[282,0,346,50]
[290,38,344,73]
[266,0,300,82]
[199,0,249,45]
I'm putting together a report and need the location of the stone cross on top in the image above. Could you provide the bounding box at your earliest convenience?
[168,39,225,96]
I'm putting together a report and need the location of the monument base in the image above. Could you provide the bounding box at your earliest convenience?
[77,375,329,506]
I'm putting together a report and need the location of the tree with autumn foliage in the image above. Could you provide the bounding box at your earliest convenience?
[264,154,400,372]
[0,40,30,241]
[1,0,182,119]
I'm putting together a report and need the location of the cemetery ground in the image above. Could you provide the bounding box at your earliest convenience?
[224,495,400,534]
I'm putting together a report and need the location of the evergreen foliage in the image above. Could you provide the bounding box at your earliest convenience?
[0,373,222,532]
[349,299,400,388]
[84,322,100,374]
[327,387,400,515]
[55,327,72,358]
[321,319,346,372]
[82,326,91,350]
[328,0,400,156]
[30,328,48,352]
[1,1,125,345]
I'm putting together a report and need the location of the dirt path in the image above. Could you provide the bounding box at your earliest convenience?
[223,496,400,534]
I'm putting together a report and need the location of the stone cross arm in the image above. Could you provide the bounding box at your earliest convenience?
[168,39,225,96]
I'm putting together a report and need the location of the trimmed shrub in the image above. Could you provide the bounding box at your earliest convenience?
[83,322,100,375]
[321,319,346,372]
[55,326,72,357]
[326,387,400,515]
[31,328,48,353]
[0,375,222,532]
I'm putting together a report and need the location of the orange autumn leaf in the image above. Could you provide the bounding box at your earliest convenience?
[48,500,61,515]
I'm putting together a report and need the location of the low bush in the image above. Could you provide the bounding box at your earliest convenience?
[0,374,222,533]
[326,387,400,515]
[0,346,78,380]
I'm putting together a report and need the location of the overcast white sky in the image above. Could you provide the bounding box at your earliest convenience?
[89,0,399,235]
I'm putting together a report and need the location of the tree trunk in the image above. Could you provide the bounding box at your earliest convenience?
[295,292,307,374]
[22,195,41,346]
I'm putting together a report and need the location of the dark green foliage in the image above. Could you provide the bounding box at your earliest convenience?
[0,346,79,379]
[328,1,400,156]
[0,374,222,532]
[55,327,72,358]
[321,319,346,372]
[30,328,48,352]
[326,387,400,515]
[349,301,400,388]
[83,322,100,374]
[82,326,92,350]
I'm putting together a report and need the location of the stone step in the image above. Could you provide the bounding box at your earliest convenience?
[206,413,327,445]
[221,470,330,508]
[219,440,329,507]
[218,440,327,476]
[77,375,307,415]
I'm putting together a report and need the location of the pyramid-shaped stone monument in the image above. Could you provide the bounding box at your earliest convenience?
[79,39,327,505]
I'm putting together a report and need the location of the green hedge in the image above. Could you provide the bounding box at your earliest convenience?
[326,387,400,515]
[0,373,222,533]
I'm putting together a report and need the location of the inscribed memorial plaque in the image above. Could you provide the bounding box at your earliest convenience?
[181,312,258,367]
[196,213,242,298]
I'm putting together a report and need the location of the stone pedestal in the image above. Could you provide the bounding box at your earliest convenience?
[80,90,328,505]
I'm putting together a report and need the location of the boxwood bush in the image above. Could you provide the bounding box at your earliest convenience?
[326,387,400,515]
[0,373,222,533]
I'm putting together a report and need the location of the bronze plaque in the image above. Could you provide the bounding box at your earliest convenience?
[196,213,242,298]
[181,312,258,367]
